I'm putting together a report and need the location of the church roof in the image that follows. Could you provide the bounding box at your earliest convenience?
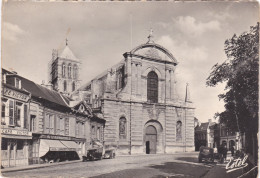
[130,42,177,64]
[58,45,79,62]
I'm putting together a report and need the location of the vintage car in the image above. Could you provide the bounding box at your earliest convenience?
[82,140,104,161]
[198,146,214,163]
[103,149,116,159]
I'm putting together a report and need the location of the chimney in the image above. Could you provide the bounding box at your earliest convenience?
[208,119,212,123]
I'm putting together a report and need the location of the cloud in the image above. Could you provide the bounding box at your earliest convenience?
[2,22,26,42]
[173,16,221,37]
[157,35,208,63]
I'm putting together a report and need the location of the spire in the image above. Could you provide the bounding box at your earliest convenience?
[185,83,192,103]
[147,28,154,43]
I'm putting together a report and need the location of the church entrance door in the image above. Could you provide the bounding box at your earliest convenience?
[145,125,157,154]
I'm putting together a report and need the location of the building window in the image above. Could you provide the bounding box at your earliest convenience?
[56,117,60,135]
[60,117,65,135]
[82,123,85,137]
[176,121,182,142]
[1,138,7,150]
[97,127,100,140]
[91,125,95,139]
[9,100,14,125]
[68,64,72,78]
[17,140,24,150]
[63,81,67,92]
[15,78,21,89]
[117,73,122,90]
[24,105,28,128]
[15,102,22,127]
[72,82,76,92]
[147,71,158,103]
[49,115,55,134]
[62,63,66,77]
[1,103,6,124]
[119,117,126,139]
[73,65,78,79]
[76,122,79,137]
[45,114,54,134]
[65,118,69,135]
[30,115,36,132]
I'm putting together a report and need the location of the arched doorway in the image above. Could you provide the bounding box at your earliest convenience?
[229,140,235,150]
[145,125,157,154]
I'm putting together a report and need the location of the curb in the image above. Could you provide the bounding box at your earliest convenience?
[117,152,198,157]
[1,160,82,173]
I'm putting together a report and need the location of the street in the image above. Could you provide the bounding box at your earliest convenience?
[2,152,221,178]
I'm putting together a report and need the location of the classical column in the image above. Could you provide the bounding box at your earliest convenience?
[165,69,171,102]
[137,63,142,96]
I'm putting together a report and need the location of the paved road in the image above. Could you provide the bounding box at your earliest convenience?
[2,152,216,178]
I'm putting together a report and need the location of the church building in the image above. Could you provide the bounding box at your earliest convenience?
[49,40,81,95]
[72,32,195,155]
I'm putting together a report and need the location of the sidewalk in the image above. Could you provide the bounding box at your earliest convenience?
[1,160,81,173]
[1,152,197,173]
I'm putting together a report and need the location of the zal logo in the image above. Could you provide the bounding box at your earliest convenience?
[225,155,248,173]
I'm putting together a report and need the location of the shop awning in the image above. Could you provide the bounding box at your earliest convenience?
[60,140,80,149]
[39,139,81,157]
[2,134,32,140]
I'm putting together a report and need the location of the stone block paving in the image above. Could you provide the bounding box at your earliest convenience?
[2,153,216,178]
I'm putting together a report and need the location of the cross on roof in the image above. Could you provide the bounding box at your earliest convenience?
[147,28,154,43]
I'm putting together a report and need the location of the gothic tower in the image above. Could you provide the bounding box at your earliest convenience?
[50,39,81,95]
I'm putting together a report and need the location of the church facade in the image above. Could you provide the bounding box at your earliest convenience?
[72,34,195,155]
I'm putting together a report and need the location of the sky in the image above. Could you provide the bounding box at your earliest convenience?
[2,1,259,123]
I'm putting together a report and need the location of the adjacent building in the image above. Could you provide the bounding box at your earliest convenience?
[195,120,242,151]
[72,33,195,155]
[219,123,241,151]
[1,68,105,167]
[194,119,215,151]
[1,70,32,167]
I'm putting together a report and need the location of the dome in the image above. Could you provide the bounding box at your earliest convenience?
[130,43,177,64]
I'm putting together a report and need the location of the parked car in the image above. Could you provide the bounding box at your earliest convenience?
[82,140,104,161]
[103,149,116,159]
[83,147,103,161]
[198,146,214,163]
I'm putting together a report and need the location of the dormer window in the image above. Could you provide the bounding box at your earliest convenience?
[15,78,21,89]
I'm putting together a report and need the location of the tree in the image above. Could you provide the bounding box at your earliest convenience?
[206,23,259,165]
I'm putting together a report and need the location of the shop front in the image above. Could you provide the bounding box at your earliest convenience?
[1,82,32,168]
[1,128,32,167]
[30,134,86,164]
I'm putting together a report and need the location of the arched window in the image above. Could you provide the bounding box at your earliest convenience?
[68,64,72,78]
[72,82,76,92]
[73,65,78,79]
[64,81,67,92]
[119,117,126,139]
[176,121,182,142]
[147,71,158,103]
[62,63,66,77]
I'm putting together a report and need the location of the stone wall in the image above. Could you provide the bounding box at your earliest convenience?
[102,99,195,155]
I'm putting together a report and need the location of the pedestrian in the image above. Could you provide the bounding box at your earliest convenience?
[218,145,224,163]
[231,145,234,156]
[223,145,228,162]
